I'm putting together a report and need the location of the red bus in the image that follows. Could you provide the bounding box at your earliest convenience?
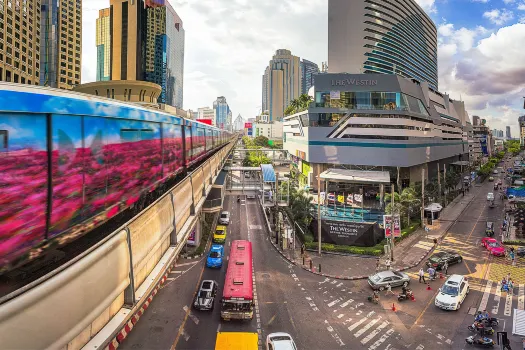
[221,240,254,320]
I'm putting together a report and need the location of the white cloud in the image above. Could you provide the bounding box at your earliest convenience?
[415,0,437,13]
[472,0,490,3]
[518,2,525,10]
[483,8,514,25]
[503,0,515,3]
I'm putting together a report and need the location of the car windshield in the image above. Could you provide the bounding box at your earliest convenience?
[441,285,459,296]
[209,251,221,258]
[221,214,228,218]
[371,275,382,282]
[198,291,209,298]
[488,242,500,248]
[429,256,441,263]
[271,336,292,342]
[215,230,225,235]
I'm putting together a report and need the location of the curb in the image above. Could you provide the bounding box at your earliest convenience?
[104,262,175,350]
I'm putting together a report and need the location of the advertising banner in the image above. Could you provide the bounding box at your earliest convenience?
[383,215,401,238]
[480,135,488,155]
[311,219,378,246]
[244,122,252,129]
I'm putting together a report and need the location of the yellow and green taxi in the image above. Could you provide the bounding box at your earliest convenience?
[213,225,227,244]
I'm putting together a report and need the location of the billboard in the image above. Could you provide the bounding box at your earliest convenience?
[196,118,212,126]
[383,215,401,238]
[244,123,252,128]
[310,219,379,246]
[480,135,488,155]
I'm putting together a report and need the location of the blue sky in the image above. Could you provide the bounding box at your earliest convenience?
[82,0,525,136]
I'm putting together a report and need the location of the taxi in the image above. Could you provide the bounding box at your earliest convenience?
[213,225,227,244]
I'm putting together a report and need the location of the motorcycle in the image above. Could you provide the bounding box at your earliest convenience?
[480,318,499,328]
[468,322,495,335]
[465,335,495,347]
[367,295,379,304]
[397,290,414,302]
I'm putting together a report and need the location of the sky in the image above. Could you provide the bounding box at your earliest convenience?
[82,0,525,136]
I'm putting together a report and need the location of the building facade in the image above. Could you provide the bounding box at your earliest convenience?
[519,116,525,148]
[234,114,244,131]
[55,0,82,89]
[213,96,231,130]
[0,0,41,85]
[40,0,58,87]
[197,106,215,125]
[255,121,283,140]
[506,125,512,139]
[301,59,319,94]
[109,0,184,107]
[96,8,111,81]
[283,73,471,187]
[262,49,302,121]
[328,0,438,90]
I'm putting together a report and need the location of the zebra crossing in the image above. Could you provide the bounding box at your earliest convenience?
[477,280,525,317]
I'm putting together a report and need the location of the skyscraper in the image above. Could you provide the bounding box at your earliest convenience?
[213,96,231,130]
[0,0,40,84]
[472,115,481,126]
[262,49,302,121]
[109,0,185,108]
[506,126,511,139]
[96,9,111,81]
[328,0,438,90]
[40,0,82,89]
[300,59,319,94]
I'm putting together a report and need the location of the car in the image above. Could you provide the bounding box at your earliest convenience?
[219,211,230,225]
[213,225,227,244]
[368,270,410,291]
[488,176,494,182]
[486,192,494,201]
[493,170,498,174]
[435,274,469,310]
[193,280,218,311]
[481,237,505,256]
[266,332,297,350]
[246,192,256,199]
[426,251,463,270]
[206,245,224,268]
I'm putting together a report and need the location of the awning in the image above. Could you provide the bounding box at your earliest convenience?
[224,167,261,171]
[261,164,276,183]
[425,203,443,212]
[451,161,470,166]
[319,168,390,184]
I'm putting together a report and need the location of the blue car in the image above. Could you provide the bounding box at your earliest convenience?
[206,245,224,268]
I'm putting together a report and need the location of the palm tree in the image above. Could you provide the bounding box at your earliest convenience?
[399,187,421,226]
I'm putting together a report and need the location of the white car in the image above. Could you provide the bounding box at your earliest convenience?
[246,192,256,199]
[493,170,498,174]
[435,274,469,310]
[219,211,230,225]
[266,332,297,350]
[486,192,494,201]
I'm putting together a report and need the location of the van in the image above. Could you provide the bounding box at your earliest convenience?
[435,274,469,310]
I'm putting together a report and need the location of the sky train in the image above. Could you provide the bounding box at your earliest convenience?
[0,83,234,273]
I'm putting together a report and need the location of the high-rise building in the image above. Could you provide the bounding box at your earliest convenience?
[328,0,438,90]
[519,116,525,148]
[300,59,319,94]
[472,115,481,126]
[213,97,231,130]
[234,114,244,131]
[506,126,512,139]
[0,0,41,85]
[262,49,302,121]
[197,106,215,125]
[109,0,185,108]
[40,0,82,89]
[96,8,111,81]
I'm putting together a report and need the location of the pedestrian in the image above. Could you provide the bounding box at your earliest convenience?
[385,283,395,296]
[506,273,511,283]
[433,238,438,247]
[376,258,380,272]
[443,260,449,275]
[385,259,391,271]
[419,268,426,283]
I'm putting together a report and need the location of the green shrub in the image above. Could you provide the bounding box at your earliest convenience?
[502,240,525,246]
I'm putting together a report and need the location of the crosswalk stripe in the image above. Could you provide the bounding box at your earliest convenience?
[354,317,381,338]
[478,280,493,312]
[360,321,389,345]
[504,291,513,316]
[339,299,354,308]
[519,284,524,310]
[368,328,395,350]
[348,312,375,332]
[415,345,424,350]
[328,298,342,307]
[493,282,502,315]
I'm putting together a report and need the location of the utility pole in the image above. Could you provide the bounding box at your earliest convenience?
[438,163,441,205]
[421,168,425,227]
[317,164,322,256]
[444,165,447,206]
[390,184,395,262]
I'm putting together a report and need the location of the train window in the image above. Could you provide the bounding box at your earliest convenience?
[120,128,153,142]
[0,130,7,149]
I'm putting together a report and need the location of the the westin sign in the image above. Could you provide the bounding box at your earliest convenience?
[331,79,378,86]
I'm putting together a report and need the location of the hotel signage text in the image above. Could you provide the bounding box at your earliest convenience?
[331,79,378,86]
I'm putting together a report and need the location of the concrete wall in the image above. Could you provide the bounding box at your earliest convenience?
[0,141,235,350]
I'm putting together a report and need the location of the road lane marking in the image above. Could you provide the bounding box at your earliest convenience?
[361,321,389,345]
[267,314,276,326]
[182,306,200,325]
[324,320,345,346]
[347,312,375,332]
[519,284,524,310]
[354,317,381,338]
[328,298,342,307]
[504,291,513,316]
[415,345,424,350]
[478,280,493,312]
[493,282,502,315]
[337,314,345,319]
[368,328,395,350]
[339,299,354,308]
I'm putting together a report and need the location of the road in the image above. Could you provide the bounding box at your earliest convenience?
[120,160,523,350]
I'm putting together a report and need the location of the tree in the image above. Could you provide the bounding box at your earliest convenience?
[254,135,269,147]
[284,94,313,116]
[285,188,314,231]
[385,188,421,226]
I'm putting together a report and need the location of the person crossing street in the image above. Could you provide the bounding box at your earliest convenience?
[443,260,448,275]
[419,268,426,283]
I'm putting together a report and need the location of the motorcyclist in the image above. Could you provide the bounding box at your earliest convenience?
[401,285,407,296]
[373,290,380,302]
[481,310,490,321]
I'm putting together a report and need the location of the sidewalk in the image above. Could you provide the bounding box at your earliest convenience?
[271,185,483,280]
